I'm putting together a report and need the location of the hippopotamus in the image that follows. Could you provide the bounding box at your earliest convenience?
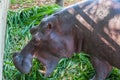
[13,0,120,80]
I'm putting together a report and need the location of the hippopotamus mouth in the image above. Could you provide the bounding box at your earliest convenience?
[13,52,60,77]
[13,40,60,77]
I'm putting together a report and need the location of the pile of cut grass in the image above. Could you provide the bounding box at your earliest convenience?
[4,5,63,80]
[4,4,120,80]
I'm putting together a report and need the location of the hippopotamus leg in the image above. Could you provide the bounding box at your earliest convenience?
[90,56,113,80]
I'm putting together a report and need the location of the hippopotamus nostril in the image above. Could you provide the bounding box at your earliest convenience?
[13,53,23,66]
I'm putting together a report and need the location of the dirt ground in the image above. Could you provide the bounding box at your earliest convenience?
[10,0,82,9]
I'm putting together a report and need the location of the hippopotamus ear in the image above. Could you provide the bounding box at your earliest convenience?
[46,22,53,30]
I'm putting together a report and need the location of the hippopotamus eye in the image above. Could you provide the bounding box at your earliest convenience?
[30,26,39,35]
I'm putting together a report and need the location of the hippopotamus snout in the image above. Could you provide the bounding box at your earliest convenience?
[13,52,33,74]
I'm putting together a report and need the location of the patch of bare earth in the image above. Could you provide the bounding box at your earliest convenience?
[10,0,82,9]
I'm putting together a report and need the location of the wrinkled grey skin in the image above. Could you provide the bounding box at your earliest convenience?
[13,0,120,80]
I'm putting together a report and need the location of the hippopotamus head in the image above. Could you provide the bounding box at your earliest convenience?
[13,14,83,77]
